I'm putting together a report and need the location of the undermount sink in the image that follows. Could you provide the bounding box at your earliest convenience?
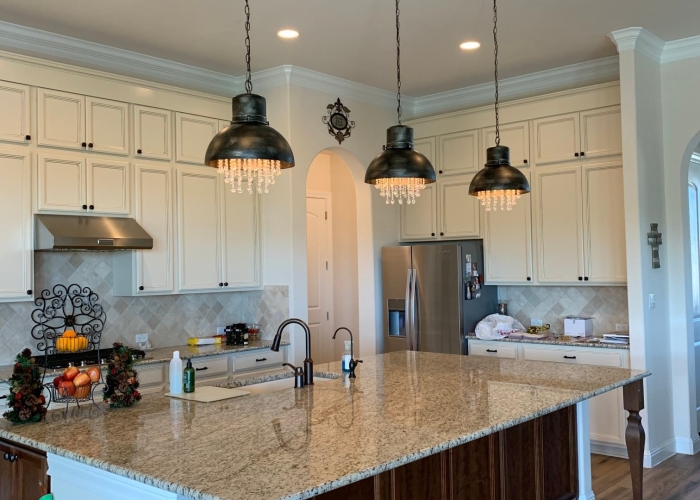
[242,376,335,395]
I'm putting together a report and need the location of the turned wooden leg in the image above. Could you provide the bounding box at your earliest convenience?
[623,379,645,500]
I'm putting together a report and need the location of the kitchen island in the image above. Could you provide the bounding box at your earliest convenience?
[0,351,649,500]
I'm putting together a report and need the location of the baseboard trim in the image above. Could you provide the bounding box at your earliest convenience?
[644,438,677,468]
[675,435,700,455]
[591,441,628,459]
[592,438,677,467]
[579,492,596,500]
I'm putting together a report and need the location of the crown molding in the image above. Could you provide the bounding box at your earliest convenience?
[609,27,700,65]
[412,56,620,118]
[663,35,700,64]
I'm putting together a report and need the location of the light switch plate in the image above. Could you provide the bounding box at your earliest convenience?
[216,326,225,335]
[649,294,656,309]
[615,324,629,332]
[135,333,149,344]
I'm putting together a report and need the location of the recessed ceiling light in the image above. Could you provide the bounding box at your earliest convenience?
[460,41,481,50]
[277,29,299,39]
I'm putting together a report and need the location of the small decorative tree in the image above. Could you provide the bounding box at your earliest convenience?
[3,349,47,424]
[103,342,142,408]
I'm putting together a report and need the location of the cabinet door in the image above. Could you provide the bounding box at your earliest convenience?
[400,183,437,241]
[531,113,580,165]
[0,440,14,499]
[413,137,436,166]
[0,81,31,144]
[583,162,626,283]
[485,171,533,283]
[438,130,478,176]
[177,167,222,291]
[37,153,86,212]
[221,188,261,289]
[481,121,530,167]
[175,113,218,164]
[86,159,130,215]
[14,445,49,500]
[134,164,174,294]
[37,89,85,150]
[0,149,32,300]
[580,106,622,159]
[534,165,584,283]
[85,97,128,155]
[134,105,172,160]
[589,388,626,447]
[438,174,480,239]
[218,119,231,133]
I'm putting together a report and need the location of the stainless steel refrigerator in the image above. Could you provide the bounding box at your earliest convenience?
[381,241,496,355]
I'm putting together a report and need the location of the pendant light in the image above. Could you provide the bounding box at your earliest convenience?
[364,0,436,205]
[468,0,529,211]
[205,0,294,194]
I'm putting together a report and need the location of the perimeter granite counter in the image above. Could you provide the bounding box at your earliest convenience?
[465,332,630,349]
[0,351,650,500]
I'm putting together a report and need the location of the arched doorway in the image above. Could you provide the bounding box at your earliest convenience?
[306,150,360,364]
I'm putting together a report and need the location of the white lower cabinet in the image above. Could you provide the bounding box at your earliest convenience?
[468,339,630,456]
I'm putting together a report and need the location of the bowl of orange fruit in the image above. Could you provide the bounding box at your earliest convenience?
[55,330,89,353]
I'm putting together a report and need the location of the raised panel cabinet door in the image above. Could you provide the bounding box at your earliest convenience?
[484,171,533,283]
[481,121,530,167]
[580,106,622,159]
[400,183,437,241]
[85,97,128,155]
[0,149,32,301]
[37,88,85,150]
[438,130,478,176]
[86,158,130,215]
[0,81,31,144]
[583,162,626,283]
[134,164,174,294]
[438,174,480,239]
[218,119,231,133]
[221,188,261,289]
[176,167,221,291]
[413,136,436,165]
[14,445,49,500]
[37,153,86,212]
[134,105,172,160]
[589,388,626,447]
[532,112,580,165]
[175,113,218,164]
[0,439,14,499]
[534,165,584,283]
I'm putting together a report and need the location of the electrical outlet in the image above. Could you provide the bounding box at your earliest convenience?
[531,319,543,327]
[135,333,149,344]
[615,324,629,332]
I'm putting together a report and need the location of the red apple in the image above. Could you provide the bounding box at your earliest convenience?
[86,367,101,383]
[63,366,79,381]
[52,375,64,389]
[73,373,91,388]
[57,380,76,397]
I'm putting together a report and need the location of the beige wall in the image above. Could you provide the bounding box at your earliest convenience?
[307,154,331,192]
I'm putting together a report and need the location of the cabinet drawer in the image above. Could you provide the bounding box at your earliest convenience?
[234,349,284,371]
[190,356,229,378]
[469,342,518,359]
[521,346,624,367]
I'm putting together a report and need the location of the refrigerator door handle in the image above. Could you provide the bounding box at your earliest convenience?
[413,269,420,351]
[405,269,413,351]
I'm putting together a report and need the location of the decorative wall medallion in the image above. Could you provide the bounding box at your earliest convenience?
[323,98,355,144]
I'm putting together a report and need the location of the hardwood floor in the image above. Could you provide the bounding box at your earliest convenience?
[592,453,700,500]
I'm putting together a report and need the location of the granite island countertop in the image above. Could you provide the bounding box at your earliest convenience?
[465,332,631,350]
[0,351,649,500]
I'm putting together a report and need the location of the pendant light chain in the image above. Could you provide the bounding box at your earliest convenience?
[396,0,402,125]
[493,0,500,145]
[244,0,253,93]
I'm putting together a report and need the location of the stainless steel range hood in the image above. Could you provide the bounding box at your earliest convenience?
[35,215,153,251]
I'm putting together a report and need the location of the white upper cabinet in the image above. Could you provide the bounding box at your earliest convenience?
[400,183,437,241]
[175,113,218,164]
[583,162,626,283]
[37,153,86,212]
[580,106,622,159]
[218,119,231,133]
[0,148,32,301]
[485,171,533,284]
[37,89,85,150]
[438,174,480,239]
[413,137,435,167]
[438,130,478,176]
[86,158,130,215]
[134,105,172,160]
[176,167,222,291]
[0,82,31,144]
[481,121,530,168]
[531,112,581,165]
[221,187,261,289]
[85,97,128,155]
[533,165,584,283]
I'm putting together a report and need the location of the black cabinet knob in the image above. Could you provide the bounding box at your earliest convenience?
[219,283,223,287]
[25,135,31,140]
[574,152,579,157]
[523,159,528,164]
[82,204,88,210]
[580,151,585,157]
[431,233,435,237]
[440,232,444,236]
[81,142,87,148]
[578,276,583,281]
[3,452,10,461]
[584,277,589,281]
[89,205,95,210]
[26,290,32,295]
[137,149,142,154]
[526,277,531,281]
[138,286,144,291]
[438,170,443,174]
[88,143,93,148]
[224,282,229,287]
[8,455,17,463]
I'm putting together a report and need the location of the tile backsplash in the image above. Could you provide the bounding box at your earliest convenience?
[0,252,288,365]
[498,286,628,336]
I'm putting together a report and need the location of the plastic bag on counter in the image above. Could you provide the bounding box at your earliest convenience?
[475,314,526,340]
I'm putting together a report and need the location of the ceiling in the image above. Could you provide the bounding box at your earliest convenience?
[0,0,699,97]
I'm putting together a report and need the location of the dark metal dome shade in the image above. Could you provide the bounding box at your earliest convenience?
[469,145,530,195]
[205,93,294,169]
[364,125,436,184]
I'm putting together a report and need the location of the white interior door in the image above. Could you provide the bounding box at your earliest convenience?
[306,194,333,364]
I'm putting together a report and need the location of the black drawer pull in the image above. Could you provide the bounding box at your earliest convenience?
[255,358,267,362]
[486,349,498,353]
[195,366,208,371]
[0,394,7,399]
[563,355,577,360]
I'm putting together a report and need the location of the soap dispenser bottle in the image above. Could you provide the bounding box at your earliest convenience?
[169,351,183,395]
[183,358,195,393]
[341,340,352,373]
